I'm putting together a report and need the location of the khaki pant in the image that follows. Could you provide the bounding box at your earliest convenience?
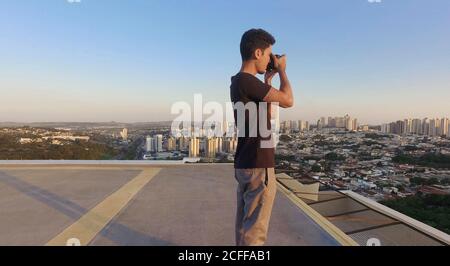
[234,168,277,246]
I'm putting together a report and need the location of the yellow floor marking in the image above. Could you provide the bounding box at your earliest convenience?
[45,168,161,246]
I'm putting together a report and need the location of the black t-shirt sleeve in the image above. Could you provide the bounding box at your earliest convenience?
[240,74,272,102]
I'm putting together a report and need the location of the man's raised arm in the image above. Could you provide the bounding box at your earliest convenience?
[263,55,294,108]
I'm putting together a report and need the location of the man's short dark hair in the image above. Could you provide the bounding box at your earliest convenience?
[240,29,276,61]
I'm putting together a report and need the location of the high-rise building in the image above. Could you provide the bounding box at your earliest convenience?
[284,120,292,133]
[381,123,389,133]
[223,138,230,153]
[317,119,322,130]
[436,118,442,136]
[166,137,176,151]
[217,137,223,153]
[441,118,448,136]
[336,117,345,128]
[412,119,422,134]
[422,118,429,136]
[298,120,309,132]
[120,128,128,140]
[344,115,353,131]
[320,117,327,127]
[429,119,438,136]
[351,118,358,131]
[229,137,237,153]
[381,117,449,137]
[145,135,154,153]
[291,120,299,131]
[223,137,237,153]
[205,137,217,158]
[394,120,404,135]
[189,137,200,157]
[155,134,163,152]
[178,136,188,151]
[403,119,412,135]
[447,122,450,137]
[328,117,334,127]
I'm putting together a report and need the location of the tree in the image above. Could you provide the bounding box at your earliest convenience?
[410,176,426,186]
[325,152,345,161]
[426,177,439,185]
[380,194,450,234]
[395,184,405,192]
[441,178,450,185]
[311,164,322,172]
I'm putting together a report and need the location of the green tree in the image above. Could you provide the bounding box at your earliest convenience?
[311,164,322,172]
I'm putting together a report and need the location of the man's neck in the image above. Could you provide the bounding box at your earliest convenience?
[239,61,258,76]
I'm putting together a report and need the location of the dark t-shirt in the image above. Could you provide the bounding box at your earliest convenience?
[229,72,275,169]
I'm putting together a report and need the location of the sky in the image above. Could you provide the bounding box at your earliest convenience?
[0,0,449,125]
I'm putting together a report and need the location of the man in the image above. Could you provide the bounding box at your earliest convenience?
[230,28,294,246]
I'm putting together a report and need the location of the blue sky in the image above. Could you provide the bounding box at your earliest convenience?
[0,0,449,124]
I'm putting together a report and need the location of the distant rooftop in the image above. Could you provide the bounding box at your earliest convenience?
[0,161,448,246]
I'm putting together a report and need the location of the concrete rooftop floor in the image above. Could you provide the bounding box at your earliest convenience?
[0,163,339,246]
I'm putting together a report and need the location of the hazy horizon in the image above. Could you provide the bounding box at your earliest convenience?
[1,0,449,125]
[2,115,450,127]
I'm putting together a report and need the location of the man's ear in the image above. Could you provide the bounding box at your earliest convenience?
[254,48,263,59]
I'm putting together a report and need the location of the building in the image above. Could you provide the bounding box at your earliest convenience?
[402,119,411,135]
[299,120,310,132]
[380,117,450,137]
[343,115,357,131]
[145,136,154,153]
[422,118,429,135]
[166,137,176,151]
[328,117,334,128]
[217,137,223,153]
[291,120,299,132]
[205,137,217,158]
[317,119,323,130]
[447,122,450,137]
[320,117,327,128]
[178,136,188,151]
[120,128,128,140]
[223,137,237,153]
[441,118,449,136]
[335,117,345,128]
[352,118,358,131]
[189,137,200,157]
[381,123,389,133]
[155,134,163,152]
[412,119,422,135]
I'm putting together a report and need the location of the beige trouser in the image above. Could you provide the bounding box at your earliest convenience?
[234,167,277,246]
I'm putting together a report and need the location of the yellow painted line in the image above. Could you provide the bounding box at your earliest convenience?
[276,180,359,246]
[45,168,161,246]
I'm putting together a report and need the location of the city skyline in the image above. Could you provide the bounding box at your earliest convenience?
[2,115,449,128]
[1,0,449,124]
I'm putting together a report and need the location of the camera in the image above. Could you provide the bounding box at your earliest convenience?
[266,54,283,72]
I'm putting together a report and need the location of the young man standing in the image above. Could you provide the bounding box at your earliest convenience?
[230,28,294,246]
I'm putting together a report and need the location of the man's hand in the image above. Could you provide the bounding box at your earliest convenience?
[264,69,277,85]
[265,54,287,85]
[276,54,287,72]
[262,54,293,108]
